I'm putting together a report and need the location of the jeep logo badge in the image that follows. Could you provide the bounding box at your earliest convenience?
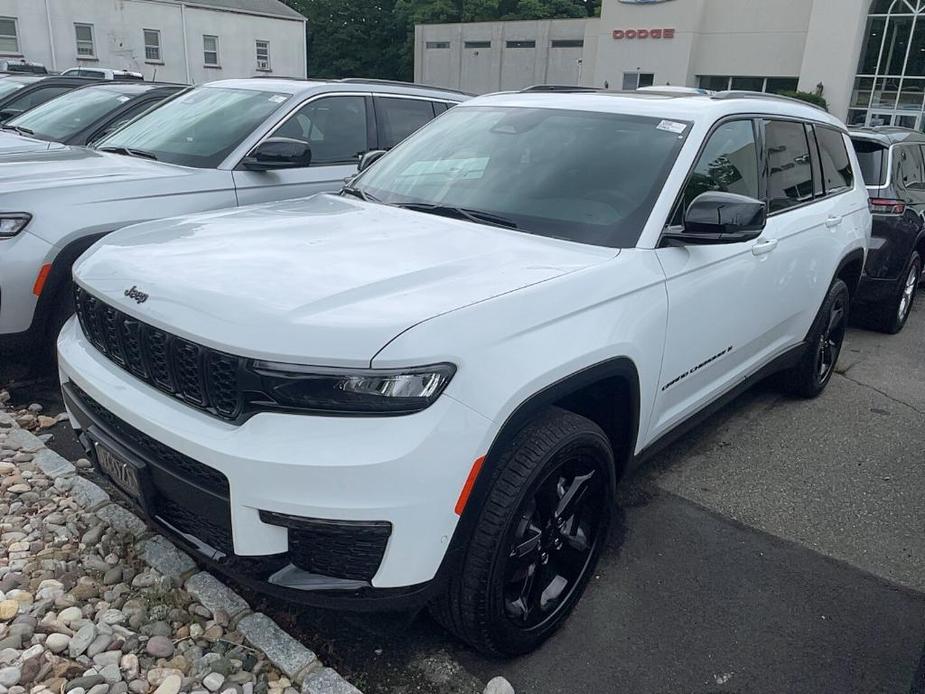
[124,285,149,304]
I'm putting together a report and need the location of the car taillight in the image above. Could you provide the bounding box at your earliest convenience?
[869,198,906,215]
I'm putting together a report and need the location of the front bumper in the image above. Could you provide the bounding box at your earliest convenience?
[0,230,55,337]
[57,317,492,608]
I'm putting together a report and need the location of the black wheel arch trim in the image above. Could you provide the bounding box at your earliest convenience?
[835,247,866,295]
[29,230,113,338]
[435,357,640,586]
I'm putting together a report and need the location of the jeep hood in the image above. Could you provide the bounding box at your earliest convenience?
[0,130,68,155]
[0,146,194,195]
[74,194,615,366]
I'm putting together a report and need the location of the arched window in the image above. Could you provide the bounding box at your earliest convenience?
[850,0,925,129]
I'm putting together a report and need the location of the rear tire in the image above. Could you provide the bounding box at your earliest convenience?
[780,278,849,399]
[430,407,613,656]
[864,251,921,334]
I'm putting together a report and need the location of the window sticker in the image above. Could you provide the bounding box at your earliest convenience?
[657,119,687,134]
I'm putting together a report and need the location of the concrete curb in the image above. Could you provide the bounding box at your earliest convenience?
[0,405,363,693]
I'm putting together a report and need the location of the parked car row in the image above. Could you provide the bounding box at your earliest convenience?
[0,80,921,657]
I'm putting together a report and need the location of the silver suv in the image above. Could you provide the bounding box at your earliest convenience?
[0,77,467,353]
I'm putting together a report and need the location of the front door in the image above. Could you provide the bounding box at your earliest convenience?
[232,94,372,206]
[651,118,782,439]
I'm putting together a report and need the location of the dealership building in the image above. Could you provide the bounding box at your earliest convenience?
[415,0,925,128]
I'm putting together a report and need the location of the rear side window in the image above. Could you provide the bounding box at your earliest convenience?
[815,127,854,193]
[376,97,435,149]
[893,144,925,189]
[850,138,887,187]
[678,119,759,217]
[765,119,814,213]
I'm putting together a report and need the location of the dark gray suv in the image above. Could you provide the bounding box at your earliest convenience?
[850,127,925,333]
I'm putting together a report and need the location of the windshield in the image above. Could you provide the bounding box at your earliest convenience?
[96,86,290,168]
[0,79,26,99]
[355,106,691,248]
[851,138,888,187]
[7,85,142,141]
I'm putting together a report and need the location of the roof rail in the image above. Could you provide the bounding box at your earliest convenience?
[337,78,473,96]
[711,90,827,112]
[520,84,602,93]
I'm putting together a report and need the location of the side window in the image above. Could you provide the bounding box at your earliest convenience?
[676,119,759,222]
[815,126,854,194]
[376,97,435,149]
[765,119,814,213]
[2,86,71,116]
[274,95,368,166]
[893,145,925,190]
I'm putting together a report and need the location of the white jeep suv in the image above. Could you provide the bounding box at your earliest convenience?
[57,88,870,656]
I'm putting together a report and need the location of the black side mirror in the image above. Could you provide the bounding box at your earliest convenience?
[358,149,387,173]
[664,191,767,245]
[242,137,312,171]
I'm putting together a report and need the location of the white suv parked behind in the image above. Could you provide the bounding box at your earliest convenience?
[58,88,870,656]
[0,78,465,354]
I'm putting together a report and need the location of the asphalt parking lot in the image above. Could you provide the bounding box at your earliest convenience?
[2,302,924,694]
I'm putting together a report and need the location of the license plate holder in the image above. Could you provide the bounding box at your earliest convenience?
[93,438,148,506]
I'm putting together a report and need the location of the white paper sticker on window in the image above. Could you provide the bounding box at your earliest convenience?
[269,94,287,103]
[117,96,131,102]
[657,120,687,134]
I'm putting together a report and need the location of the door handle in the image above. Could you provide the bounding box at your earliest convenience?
[752,238,778,256]
[825,215,843,228]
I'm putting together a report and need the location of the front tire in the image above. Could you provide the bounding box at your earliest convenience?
[431,407,613,656]
[781,278,850,399]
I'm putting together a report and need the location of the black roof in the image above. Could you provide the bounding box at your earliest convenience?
[848,125,925,145]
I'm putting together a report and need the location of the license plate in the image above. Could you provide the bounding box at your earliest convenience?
[95,443,142,501]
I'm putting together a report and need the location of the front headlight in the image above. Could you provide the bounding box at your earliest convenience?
[0,213,31,239]
[250,361,456,415]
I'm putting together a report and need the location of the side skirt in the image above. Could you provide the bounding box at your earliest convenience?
[631,342,806,469]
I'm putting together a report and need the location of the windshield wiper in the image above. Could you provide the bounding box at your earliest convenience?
[2,124,33,136]
[396,203,518,230]
[97,145,158,161]
[341,185,381,203]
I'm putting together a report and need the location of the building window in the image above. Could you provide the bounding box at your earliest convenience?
[464,41,491,49]
[697,76,799,94]
[143,29,161,62]
[623,72,654,90]
[425,41,450,49]
[75,23,96,58]
[551,39,584,48]
[506,40,536,48]
[854,0,925,129]
[256,40,271,70]
[0,17,18,54]
[203,35,220,66]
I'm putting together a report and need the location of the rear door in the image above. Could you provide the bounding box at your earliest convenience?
[232,93,374,206]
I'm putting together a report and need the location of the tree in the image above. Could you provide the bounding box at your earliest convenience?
[283,0,601,81]
[285,0,408,80]
[780,90,829,112]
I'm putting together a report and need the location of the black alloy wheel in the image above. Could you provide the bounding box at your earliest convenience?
[502,455,605,629]
[814,289,847,387]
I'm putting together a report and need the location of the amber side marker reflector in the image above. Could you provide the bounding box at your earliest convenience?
[455,455,486,516]
[32,263,52,297]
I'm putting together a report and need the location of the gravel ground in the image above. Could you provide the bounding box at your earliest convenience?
[0,397,367,694]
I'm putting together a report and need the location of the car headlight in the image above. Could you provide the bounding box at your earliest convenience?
[249,361,456,415]
[0,213,31,239]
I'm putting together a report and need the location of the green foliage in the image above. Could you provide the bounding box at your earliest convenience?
[780,90,829,112]
[283,0,599,80]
